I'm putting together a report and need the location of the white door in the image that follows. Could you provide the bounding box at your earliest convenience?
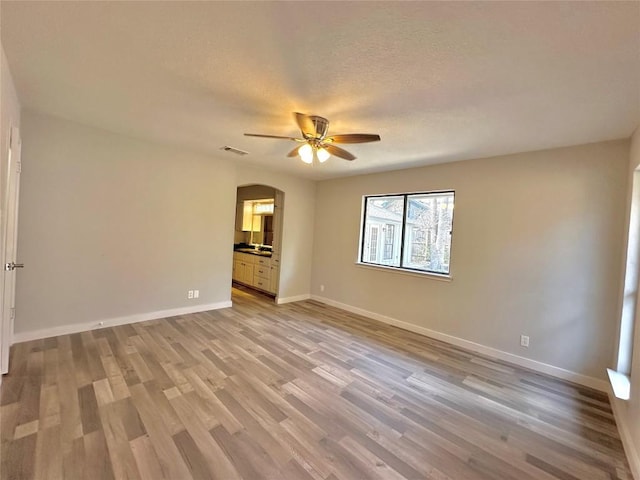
[1,127,22,375]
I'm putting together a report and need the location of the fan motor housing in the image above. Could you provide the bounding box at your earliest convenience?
[309,116,330,139]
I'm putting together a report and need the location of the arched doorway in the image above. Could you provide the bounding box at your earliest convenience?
[232,184,283,301]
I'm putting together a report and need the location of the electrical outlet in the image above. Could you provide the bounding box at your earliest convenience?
[520,335,530,348]
[320,285,325,292]
[194,289,199,299]
[188,290,194,299]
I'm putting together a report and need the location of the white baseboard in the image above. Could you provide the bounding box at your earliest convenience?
[12,300,232,344]
[276,294,311,305]
[310,295,609,392]
[609,393,640,480]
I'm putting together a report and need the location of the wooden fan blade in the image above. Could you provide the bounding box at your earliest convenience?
[326,133,381,144]
[324,144,357,161]
[244,133,301,141]
[286,146,301,157]
[294,112,317,138]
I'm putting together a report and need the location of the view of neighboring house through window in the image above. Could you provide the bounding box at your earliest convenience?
[360,191,455,275]
[383,224,395,260]
[369,226,379,262]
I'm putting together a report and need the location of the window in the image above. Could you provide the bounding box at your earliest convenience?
[609,169,640,400]
[359,191,455,275]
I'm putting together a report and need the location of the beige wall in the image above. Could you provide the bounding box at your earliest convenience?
[14,110,318,336]
[16,111,237,334]
[236,166,316,302]
[311,140,629,380]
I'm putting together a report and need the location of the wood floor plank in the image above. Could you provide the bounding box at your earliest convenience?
[129,433,167,480]
[172,429,216,480]
[57,342,83,444]
[115,397,148,442]
[168,389,241,479]
[38,384,60,430]
[98,402,142,480]
[0,401,19,443]
[215,386,292,469]
[280,457,317,480]
[33,424,62,480]
[83,429,115,480]
[338,434,409,480]
[61,436,85,480]
[128,382,193,479]
[77,384,100,435]
[1,428,37,480]
[69,334,92,388]
[278,418,335,479]
[80,331,108,384]
[0,286,633,479]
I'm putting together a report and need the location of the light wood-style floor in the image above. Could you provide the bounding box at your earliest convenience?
[1,286,633,479]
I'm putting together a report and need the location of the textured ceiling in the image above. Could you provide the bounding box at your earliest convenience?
[1,1,639,180]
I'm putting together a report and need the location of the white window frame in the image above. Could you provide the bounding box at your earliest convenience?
[358,190,455,278]
[609,170,640,400]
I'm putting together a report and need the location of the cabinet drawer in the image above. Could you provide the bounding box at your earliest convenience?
[253,276,269,291]
[255,257,271,267]
[255,266,270,280]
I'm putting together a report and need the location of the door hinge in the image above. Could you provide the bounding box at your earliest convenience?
[10,308,15,320]
[16,160,21,173]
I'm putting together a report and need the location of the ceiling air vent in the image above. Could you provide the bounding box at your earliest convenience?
[220,146,249,156]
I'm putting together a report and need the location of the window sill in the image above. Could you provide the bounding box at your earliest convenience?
[607,368,630,400]
[355,262,453,282]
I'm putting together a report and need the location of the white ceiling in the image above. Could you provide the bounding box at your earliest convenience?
[2,1,639,180]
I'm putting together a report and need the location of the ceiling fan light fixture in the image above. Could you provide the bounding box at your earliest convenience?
[299,143,313,164]
[317,147,330,163]
[245,112,380,164]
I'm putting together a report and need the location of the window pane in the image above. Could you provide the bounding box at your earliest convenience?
[361,196,404,267]
[402,193,454,274]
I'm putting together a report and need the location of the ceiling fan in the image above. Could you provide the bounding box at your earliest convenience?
[244,112,381,164]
